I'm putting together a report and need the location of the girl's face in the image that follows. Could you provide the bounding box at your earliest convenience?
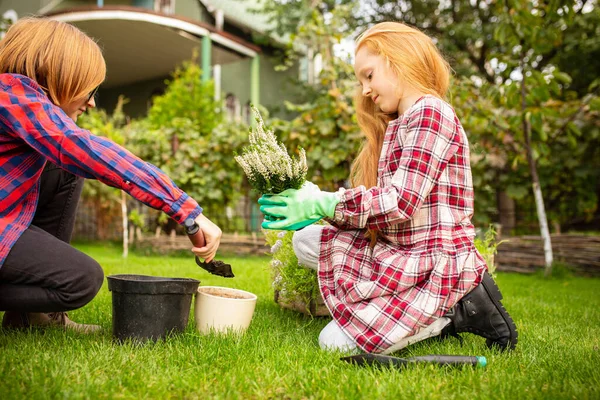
[355,46,424,115]
[354,46,402,113]
[61,88,97,122]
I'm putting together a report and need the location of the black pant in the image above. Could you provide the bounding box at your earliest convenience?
[0,163,104,312]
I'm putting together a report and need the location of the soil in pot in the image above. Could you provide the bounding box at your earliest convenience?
[199,287,253,299]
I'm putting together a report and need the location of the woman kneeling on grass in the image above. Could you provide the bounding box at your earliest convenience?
[0,17,221,333]
[260,22,518,354]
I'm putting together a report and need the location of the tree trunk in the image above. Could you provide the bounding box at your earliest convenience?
[497,190,516,235]
[520,60,553,276]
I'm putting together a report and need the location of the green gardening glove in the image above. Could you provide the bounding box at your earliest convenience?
[262,215,322,231]
[258,182,340,230]
[260,205,320,230]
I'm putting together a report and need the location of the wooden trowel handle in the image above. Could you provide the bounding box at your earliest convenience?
[184,218,206,248]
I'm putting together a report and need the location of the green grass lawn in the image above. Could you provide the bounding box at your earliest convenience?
[1,242,599,399]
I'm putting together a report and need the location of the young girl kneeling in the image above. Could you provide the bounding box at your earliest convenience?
[260,22,517,354]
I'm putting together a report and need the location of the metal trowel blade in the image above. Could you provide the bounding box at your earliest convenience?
[195,256,235,278]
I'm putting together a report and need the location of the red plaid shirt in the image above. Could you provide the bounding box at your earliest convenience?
[319,95,486,353]
[0,74,202,267]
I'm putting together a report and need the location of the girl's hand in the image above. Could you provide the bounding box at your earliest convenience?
[191,214,222,263]
[258,182,340,230]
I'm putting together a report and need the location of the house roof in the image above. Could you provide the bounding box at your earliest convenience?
[45,6,261,88]
[199,0,274,35]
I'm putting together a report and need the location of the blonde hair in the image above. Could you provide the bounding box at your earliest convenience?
[0,17,106,107]
[350,22,450,245]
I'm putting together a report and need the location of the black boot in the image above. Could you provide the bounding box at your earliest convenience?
[442,271,518,351]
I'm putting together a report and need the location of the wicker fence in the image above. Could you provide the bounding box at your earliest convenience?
[73,196,264,242]
[133,231,600,277]
[496,234,600,276]
[135,231,270,256]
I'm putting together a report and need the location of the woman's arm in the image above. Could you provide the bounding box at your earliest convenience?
[0,74,201,224]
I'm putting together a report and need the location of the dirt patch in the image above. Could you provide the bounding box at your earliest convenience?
[199,287,253,300]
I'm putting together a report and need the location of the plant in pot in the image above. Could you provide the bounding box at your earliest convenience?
[235,107,329,316]
[264,229,329,316]
[194,286,258,334]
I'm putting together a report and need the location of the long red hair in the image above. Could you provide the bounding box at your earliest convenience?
[350,22,451,245]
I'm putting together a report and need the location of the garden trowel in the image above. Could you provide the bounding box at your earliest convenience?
[194,257,235,278]
[185,218,235,278]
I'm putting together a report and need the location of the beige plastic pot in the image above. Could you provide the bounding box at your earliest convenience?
[194,286,257,334]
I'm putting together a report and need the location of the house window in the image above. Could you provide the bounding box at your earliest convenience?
[299,56,309,83]
[243,101,252,124]
[225,93,240,121]
[298,48,322,85]
[155,0,175,14]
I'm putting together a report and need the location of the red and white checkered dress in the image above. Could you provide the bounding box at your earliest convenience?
[318,95,486,353]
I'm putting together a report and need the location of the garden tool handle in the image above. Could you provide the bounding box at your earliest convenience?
[341,353,487,368]
[409,355,487,367]
[184,218,206,248]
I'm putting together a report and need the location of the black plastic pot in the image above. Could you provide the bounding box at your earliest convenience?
[107,274,200,342]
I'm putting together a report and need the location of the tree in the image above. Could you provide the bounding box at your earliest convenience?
[470,1,599,274]
[361,0,600,275]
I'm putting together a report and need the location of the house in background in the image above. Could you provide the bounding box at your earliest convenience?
[1,0,319,237]
[1,0,310,120]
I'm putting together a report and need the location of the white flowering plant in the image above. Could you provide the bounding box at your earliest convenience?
[235,106,307,194]
[264,229,325,316]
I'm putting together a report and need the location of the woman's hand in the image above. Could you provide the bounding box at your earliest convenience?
[191,214,222,263]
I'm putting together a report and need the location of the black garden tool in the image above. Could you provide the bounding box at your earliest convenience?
[341,353,487,368]
[194,257,235,278]
[184,218,235,278]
